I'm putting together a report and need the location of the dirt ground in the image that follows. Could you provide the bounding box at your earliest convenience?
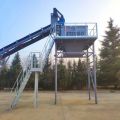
[0,90,120,120]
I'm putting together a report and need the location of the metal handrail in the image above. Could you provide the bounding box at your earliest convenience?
[41,35,55,69]
[10,54,31,94]
[10,27,55,100]
[10,70,23,93]
[55,23,97,37]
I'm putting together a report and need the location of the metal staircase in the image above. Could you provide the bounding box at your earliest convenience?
[41,33,55,70]
[0,8,65,108]
[10,33,55,109]
[10,56,32,108]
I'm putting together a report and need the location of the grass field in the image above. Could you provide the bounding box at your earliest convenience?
[0,90,120,120]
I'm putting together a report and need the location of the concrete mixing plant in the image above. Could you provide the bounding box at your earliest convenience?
[0,8,98,109]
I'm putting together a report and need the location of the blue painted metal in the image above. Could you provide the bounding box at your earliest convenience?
[0,8,65,61]
[0,25,52,60]
[51,8,65,25]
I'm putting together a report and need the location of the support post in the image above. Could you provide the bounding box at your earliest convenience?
[34,72,39,108]
[93,43,98,104]
[87,49,91,100]
[55,43,57,104]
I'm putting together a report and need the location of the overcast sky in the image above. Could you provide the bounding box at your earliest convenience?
[0,0,120,62]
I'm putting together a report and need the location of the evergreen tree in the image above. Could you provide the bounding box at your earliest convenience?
[32,54,38,68]
[34,58,54,90]
[76,59,87,89]
[66,60,72,89]
[99,18,120,87]
[57,58,66,90]
[27,54,39,89]
[0,65,9,89]
[26,54,39,89]
[9,52,22,86]
[42,58,54,90]
[71,60,77,89]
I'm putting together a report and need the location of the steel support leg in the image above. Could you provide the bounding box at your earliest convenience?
[87,49,91,100]
[55,43,57,104]
[93,44,98,104]
[34,72,39,108]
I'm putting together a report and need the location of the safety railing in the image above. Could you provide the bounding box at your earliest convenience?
[30,52,42,71]
[55,23,98,38]
[10,55,31,95]
[40,34,55,70]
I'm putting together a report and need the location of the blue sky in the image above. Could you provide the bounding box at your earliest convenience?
[0,0,120,62]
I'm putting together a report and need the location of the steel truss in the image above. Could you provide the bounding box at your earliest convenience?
[54,42,98,104]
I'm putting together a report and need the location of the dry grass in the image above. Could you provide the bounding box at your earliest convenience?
[0,90,120,120]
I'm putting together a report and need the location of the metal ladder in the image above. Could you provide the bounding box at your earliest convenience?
[10,33,55,109]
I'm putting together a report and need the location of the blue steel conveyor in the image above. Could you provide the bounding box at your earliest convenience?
[0,8,65,60]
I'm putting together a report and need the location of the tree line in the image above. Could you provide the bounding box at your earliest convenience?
[0,18,120,90]
[0,53,87,90]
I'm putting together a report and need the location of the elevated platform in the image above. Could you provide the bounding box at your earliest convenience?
[54,23,98,104]
[54,23,98,57]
